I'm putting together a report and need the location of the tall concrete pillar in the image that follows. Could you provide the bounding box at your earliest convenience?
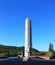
[25,18,32,58]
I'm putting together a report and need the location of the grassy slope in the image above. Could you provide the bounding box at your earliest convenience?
[0,44,39,58]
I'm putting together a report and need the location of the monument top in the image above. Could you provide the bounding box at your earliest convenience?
[25,18,31,22]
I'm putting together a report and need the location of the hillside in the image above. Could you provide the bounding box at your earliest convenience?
[0,44,39,58]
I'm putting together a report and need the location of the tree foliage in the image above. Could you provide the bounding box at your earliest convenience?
[48,42,54,56]
[48,42,54,52]
[0,44,39,58]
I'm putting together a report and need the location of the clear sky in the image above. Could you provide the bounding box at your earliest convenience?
[0,0,55,51]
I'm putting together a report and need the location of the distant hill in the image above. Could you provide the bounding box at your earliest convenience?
[0,44,39,52]
[0,44,39,57]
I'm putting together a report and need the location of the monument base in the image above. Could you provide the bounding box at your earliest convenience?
[22,57,30,61]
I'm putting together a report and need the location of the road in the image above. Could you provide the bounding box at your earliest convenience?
[0,57,55,65]
[0,60,55,65]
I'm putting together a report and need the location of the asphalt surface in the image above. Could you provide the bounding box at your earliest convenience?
[0,57,55,65]
[0,60,55,65]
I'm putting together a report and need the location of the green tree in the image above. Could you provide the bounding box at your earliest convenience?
[49,43,54,52]
[48,42,54,56]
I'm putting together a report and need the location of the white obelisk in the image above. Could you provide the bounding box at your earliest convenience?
[25,18,32,58]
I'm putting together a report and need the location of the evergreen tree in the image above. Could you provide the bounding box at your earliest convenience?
[49,42,54,52]
[48,42,54,57]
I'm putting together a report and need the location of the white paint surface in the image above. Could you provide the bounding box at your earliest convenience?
[25,18,31,57]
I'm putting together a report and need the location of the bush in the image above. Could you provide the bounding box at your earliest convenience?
[0,53,8,58]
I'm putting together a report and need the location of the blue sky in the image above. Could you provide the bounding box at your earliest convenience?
[0,0,55,51]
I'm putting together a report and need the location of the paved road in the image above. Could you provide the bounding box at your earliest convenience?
[0,57,55,65]
[0,60,55,65]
